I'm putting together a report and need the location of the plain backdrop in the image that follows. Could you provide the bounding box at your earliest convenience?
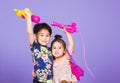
[0,0,120,83]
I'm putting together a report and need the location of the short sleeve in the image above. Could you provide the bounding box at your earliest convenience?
[30,40,40,51]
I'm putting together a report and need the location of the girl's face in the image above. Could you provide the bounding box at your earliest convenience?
[36,29,50,46]
[52,41,65,59]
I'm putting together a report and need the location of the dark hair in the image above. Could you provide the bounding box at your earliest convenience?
[51,34,66,50]
[33,23,52,35]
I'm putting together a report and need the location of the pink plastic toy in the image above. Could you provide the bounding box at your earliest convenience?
[31,15,40,23]
[51,22,77,33]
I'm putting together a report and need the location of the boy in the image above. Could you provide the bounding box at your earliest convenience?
[24,9,53,83]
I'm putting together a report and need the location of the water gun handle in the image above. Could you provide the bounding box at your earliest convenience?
[51,22,63,29]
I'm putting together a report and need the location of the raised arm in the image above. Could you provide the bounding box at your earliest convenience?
[63,29,74,55]
[24,9,34,45]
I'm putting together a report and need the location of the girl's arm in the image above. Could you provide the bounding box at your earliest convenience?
[24,9,34,45]
[63,29,74,56]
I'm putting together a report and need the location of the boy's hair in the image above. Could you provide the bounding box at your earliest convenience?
[33,23,52,35]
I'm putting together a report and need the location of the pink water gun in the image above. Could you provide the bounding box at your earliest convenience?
[51,22,77,33]
[14,8,40,23]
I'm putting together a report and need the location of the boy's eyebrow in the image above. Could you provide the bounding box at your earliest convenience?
[38,32,44,34]
[38,32,50,35]
[38,32,43,34]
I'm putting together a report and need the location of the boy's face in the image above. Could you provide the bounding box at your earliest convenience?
[36,29,50,46]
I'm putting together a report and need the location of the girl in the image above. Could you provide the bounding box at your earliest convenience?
[51,29,77,83]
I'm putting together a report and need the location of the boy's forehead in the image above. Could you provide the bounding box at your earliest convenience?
[40,28,48,31]
[38,29,50,33]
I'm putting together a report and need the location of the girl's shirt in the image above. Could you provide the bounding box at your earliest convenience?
[53,56,77,83]
[31,41,53,82]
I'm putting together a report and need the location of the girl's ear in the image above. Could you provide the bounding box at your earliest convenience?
[64,49,66,54]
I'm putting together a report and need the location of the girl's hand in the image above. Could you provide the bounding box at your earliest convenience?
[62,28,66,32]
[62,28,69,34]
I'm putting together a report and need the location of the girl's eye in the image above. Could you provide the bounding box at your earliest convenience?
[59,47,61,49]
[53,47,56,49]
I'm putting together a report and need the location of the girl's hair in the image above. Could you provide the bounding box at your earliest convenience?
[33,23,52,35]
[51,34,66,51]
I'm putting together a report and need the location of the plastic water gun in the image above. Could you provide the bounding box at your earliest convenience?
[51,22,77,33]
[14,8,40,23]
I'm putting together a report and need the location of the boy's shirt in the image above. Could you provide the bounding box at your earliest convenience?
[31,41,53,82]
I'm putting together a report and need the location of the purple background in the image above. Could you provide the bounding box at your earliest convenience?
[0,0,120,83]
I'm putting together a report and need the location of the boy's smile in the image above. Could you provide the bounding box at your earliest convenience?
[36,29,50,46]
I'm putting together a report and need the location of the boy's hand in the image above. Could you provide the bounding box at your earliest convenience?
[32,70,36,77]
[24,8,31,18]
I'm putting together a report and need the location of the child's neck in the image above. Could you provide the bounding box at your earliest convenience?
[55,55,64,61]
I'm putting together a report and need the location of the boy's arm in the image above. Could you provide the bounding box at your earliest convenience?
[24,9,34,45]
[63,29,74,55]
[32,69,36,77]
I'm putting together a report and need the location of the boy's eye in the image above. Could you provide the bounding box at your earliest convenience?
[46,35,49,37]
[40,34,44,36]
